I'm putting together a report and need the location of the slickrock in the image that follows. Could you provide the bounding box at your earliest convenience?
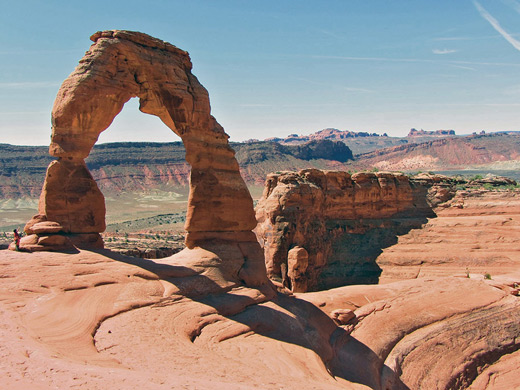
[301,274,520,390]
[2,247,518,389]
[255,169,452,291]
[0,249,386,390]
[377,189,520,283]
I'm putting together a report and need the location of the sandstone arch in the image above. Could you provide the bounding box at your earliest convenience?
[23,30,259,259]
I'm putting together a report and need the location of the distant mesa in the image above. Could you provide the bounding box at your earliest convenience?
[407,128,456,137]
[266,128,385,144]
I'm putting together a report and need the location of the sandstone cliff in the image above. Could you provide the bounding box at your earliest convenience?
[255,169,453,291]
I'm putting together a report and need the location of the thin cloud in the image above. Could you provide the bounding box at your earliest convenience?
[450,64,477,71]
[317,29,344,40]
[432,34,507,41]
[295,77,373,93]
[433,37,471,41]
[311,55,520,67]
[474,1,520,51]
[503,0,520,14]
[432,48,458,55]
[238,104,273,108]
[0,81,60,89]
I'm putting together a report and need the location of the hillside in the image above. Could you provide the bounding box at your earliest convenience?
[0,140,353,199]
[352,132,520,173]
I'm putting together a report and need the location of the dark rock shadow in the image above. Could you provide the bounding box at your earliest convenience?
[318,213,432,289]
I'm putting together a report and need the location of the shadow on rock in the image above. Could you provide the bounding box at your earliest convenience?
[96,245,409,390]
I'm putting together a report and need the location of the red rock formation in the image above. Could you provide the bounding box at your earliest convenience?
[287,246,309,292]
[2,241,518,389]
[255,169,452,291]
[302,274,520,389]
[18,31,259,257]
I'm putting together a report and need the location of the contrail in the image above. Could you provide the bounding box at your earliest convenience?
[473,1,520,51]
[503,0,520,15]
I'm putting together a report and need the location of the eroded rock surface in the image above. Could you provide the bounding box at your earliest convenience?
[301,274,520,390]
[255,169,453,291]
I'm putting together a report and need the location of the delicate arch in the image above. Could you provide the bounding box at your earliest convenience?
[26,30,256,248]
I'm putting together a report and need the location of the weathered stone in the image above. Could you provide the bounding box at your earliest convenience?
[330,308,356,325]
[20,234,39,246]
[37,235,71,247]
[27,221,63,235]
[18,30,268,289]
[24,214,47,234]
[43,29,256,240]
[38,158,105,234]
[10,233,75,252]
[67,233,104,249]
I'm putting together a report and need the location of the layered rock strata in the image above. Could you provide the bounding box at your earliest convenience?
[255,169,453,291]
[17,31,259,262]
[377,188,520,283]
[302,274,520,389]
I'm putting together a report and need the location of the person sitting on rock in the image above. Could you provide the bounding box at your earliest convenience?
[13,229,21,251]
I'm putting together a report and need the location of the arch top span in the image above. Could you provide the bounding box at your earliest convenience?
[24,30,261,260]
[50,30,215,161]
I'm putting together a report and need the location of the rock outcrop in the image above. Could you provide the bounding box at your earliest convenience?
[255,169,454,291]
[17,31,258,255]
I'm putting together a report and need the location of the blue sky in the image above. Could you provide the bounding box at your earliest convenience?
[0,0,519,145]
